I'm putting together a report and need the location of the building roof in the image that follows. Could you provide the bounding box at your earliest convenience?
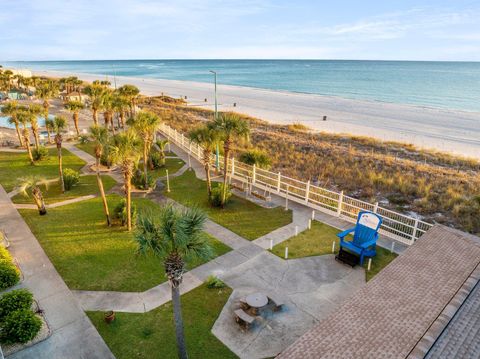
[278,225,480,359]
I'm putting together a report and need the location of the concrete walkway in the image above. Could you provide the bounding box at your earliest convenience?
[13,194,97,210]
[0,185,114,359]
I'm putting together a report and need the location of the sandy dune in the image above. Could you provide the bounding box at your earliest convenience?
[35,70,480,159]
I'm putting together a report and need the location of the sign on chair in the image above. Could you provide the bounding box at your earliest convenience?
[358,212,381,230]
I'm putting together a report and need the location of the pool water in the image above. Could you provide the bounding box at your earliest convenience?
[0,115,48,129]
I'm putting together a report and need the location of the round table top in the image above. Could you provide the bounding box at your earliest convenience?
[246,292,268,308]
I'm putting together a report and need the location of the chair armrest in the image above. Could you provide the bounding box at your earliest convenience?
[360,238,377,249]
[337,228,354,240]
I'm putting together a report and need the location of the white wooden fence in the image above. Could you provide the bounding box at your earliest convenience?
[160,123,433,246]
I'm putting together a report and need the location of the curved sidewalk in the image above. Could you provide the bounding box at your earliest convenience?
[0,185,114,359]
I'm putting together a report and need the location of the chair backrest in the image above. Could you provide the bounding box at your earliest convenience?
[352,211,383,246]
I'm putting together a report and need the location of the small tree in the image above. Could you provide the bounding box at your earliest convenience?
[135,206,212,359]
[15,108,34,165]
[1,101,23,146]
[64,100,84,136]
[189,126,219,198]
[155,139,169,168]
[83,84,105,125]
[89,125,111,226]
[45,118,55,144]
[28,104,43,150]
[53,116,67,193]
[18,177,49,215]
[109,130,141,231]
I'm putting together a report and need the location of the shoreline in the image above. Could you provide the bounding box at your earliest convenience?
[33,69,480,159]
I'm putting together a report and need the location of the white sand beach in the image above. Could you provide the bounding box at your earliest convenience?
[34,70,480,159]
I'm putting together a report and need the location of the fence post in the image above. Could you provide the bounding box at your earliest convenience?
[189,141,192,154]
[337,191,344,217]
[373,202,378,213]
[305,180,310,204]
[231,157,235,176]
[252,164,256,184]
[277,172,281,193]
[411,219,419,242]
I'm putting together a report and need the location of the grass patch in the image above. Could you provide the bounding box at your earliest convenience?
[0,148,85,193]
[19,195,231,291]
[75,142,96,157]
[271,221,397,281]
[11,175,116,204]
[148,158,185,181]
[165,170,292,240]
[87,284,236,359]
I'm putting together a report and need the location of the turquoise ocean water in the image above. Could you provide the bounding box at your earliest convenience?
[3,60,480,112]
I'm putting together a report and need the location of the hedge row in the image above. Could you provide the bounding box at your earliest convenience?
[0,246,20,290]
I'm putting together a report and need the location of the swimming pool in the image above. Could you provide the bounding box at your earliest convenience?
[0,114,48,129]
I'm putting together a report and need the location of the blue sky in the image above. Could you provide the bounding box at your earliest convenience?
[1,0,479,61]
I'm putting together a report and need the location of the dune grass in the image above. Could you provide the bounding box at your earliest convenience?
[88,284,236,359]
[271,221,397,281]
[19,195,231,292]
[0,148,85,192]
[11,175,117,204]
[164,170,292,240]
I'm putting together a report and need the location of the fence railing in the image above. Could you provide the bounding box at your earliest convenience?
[159,123,433,246]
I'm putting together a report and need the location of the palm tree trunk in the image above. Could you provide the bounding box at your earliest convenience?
[32,128,40,150]
[43,101,49,119]
[32,186,47,215]
[96,156,111,226]
[222,140,231,206]
[46,129,52,144]
[143,143,149,189]
[110,115,116,135]
[93,108,98,125]
[24,133,34,165]
[14,123,24,147]
[125,170,132,231]
[57,145,65,193]
[171,284,188,359]
[120,111,125,129]
[204,150,212,198]
[73,112,80,136]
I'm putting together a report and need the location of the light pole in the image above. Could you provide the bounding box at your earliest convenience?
[209,70,220,169]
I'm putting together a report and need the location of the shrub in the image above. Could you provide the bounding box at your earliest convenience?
[239,149,271,169]
[132,169,156,190]
[210,184,232,207]
[100,152,112,167]
[150,151,165,169]
[78,135,89,144]
[1,309,41,344]
[32,146,49,161]
[63,168,80,191]
[0,289,33,321]
[0,259,20,290]
[114,198,137,226]
[205,275,226,289]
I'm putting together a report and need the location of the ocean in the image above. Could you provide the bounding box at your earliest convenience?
[3,60,480,112]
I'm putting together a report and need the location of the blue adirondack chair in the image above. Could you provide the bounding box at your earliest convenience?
[337,211,383,265]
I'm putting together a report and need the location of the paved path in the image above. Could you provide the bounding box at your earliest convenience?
[0,185,114,359]
[13,195,97,210]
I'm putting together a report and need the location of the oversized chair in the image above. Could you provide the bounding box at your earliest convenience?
[337,211,383,265]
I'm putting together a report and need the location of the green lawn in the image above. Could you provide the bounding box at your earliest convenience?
[271,221,397,281]
[148,158,185,181]
[0,148,86,192]
[88,284,237,359]
[165,171,292,240]
[75,142,96,157]
[12,175,117,204]
[19,195,231,291]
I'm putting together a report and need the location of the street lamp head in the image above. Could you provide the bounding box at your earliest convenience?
[209,70,216,74]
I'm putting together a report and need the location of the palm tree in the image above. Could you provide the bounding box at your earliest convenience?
[64,100,84,136]
[89,125,111,226]
[189,126,218,198]
[28,104,43,150]
[53,116,67,193]
[208,112,250,206]
[36,80,58,118]
[134,205,212,359]
[1,101,23,146]
[154,139,169,169]
[100,89,116,134]
[127,111,161,189]
[118,84,140,116]
[112,92,129,129]
[18,177,49,215]
[109,130,141,231]
[45,118,54,144]
[83,84,105,125]
[16,108,34,165]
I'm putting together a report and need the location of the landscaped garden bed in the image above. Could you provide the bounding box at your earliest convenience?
[11,175,116,204]
[87,284,237,359]
[19,195,231,291]
[270,221,398,281]
[0,148,85,192]
[164,171,292,240]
